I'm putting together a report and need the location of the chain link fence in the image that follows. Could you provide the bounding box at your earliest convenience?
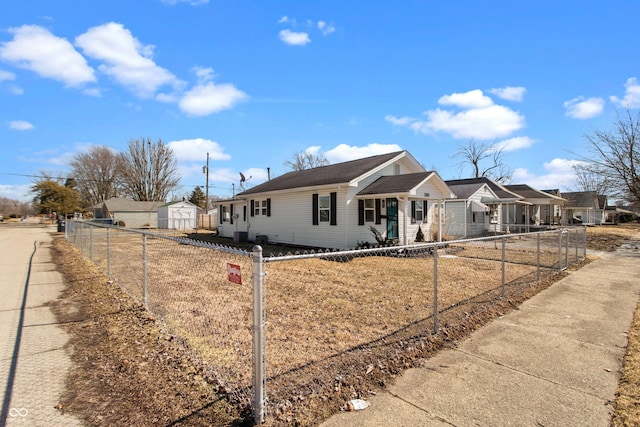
[65,221,586,424]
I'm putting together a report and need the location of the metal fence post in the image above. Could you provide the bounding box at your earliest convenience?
[536,232,540,282]
[501,236,506,297]
[142,233,148,307]
[89,225,94,262]
[574,228,578,263]
[565,230,569,268]
[80,222,84,256]
[433,243,439,334]
[107,226,111,278]
[252,245,266,425]
[558,230,563,270]
[583,226,587,258]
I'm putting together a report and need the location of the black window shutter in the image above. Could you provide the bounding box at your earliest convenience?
[243,206,247,222]
[423,200,428,223]
[266,198,271,217]
[411,201,416,224]
[230,204,234,224]
[375,199,381,224]
[330,192,337,226]
[358,199,365,225]
[219,206,223,224]
[312,194,319,225]
[250,200,255,217]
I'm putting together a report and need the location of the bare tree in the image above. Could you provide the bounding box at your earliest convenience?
[70,145,122,206]
[284,150,329,171]
[455,139,512,183]
[565,163,613,195]
[119,138,180,201]
[581,109,640,203]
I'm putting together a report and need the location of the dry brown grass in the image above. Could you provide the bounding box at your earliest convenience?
[612,298,640,427]
[54,223,640,426]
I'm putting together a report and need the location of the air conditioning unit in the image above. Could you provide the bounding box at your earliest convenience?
[255,234,268,246]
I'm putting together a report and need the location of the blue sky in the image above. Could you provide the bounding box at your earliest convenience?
[1,0,639,202]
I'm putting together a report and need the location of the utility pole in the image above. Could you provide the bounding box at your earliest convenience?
[203,152,210,212]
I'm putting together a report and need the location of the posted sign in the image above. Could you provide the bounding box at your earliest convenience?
[227,263,242,285]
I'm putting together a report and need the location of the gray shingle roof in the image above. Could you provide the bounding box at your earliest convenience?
[446,177,520,200]
[444,182,486,199]
[357,172,435,195]
[505,184,566,201]
[238,151,406,196]
[562,191,599,208]
[102,197,165,212]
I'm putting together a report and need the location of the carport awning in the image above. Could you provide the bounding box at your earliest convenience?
[471,200,489,212]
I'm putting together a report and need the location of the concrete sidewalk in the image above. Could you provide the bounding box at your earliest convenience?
[0,220,82,426]
[322,233,640,427]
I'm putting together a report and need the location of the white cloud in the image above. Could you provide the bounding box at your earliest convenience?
[317,21,336,35]
[179,81,247,116]
[438,89,494,109]
[0,25,95,87]
[0,69,16,81]
[75,22,179,98]
[304,146,323,156]
[9,120,34,130]
[412,104,525,139]
[489,86,526,102]
[0,184,33,202]
[389,89,525,140]
[564,96,605,119]
[278,16,293,24]
[385,115,415,126]
[279,29,311,46]
[167,138,231,162]
[610,77,640,109]
[491,136,535,152]
[512,158,586,190]
[324,143,402,163]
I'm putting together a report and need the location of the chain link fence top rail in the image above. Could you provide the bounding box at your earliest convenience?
[66,221,586,422]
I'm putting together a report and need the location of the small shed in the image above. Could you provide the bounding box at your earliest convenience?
[158,200,199,230]
[92,197,164,228]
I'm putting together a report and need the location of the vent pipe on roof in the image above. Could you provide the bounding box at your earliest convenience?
[267,167,271,181]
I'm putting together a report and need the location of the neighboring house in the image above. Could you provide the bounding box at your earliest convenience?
[444,177,526,237]
[92,197,164,228]
[213,151,455,250]
[158,200,200,230]
[505,184,566,226]
[562,191,604,225]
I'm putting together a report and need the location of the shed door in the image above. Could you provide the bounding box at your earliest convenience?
[386,198,398,239]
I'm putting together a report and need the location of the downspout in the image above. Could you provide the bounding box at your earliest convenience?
[438,200,443,242]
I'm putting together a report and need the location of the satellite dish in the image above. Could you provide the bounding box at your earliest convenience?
[240,172,246,182]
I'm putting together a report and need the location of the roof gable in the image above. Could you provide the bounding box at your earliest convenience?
[505,184,566,201]
[446,177,520,200]
[562,191,599,208]
[357,172,435,196]
[237,151,408,196]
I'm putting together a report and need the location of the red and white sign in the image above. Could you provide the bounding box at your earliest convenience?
[227,263,242,285]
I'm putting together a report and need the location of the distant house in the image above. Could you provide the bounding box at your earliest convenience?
[505,184,566,226]
[444,177,525,236]
[213,151,455,249]
[92,197,164,228]
[158,200,200,230]
[562,191,604,225]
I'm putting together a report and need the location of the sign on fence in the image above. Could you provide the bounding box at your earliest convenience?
[227,263,242,285]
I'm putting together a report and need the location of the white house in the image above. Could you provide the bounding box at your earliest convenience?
[213,151,455,250]
[444,177,526,236]
[157,200,199,230]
